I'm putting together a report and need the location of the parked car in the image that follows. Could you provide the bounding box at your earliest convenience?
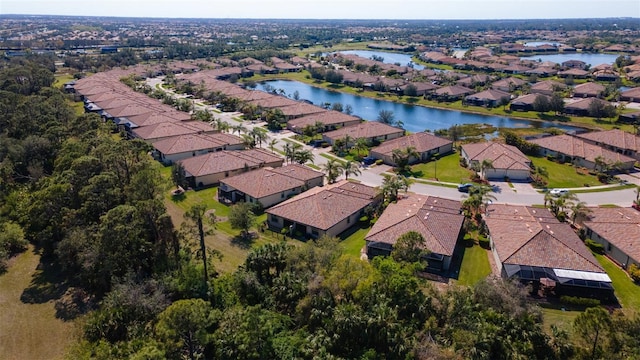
[362,157,376,166]
[457,183,474,192]
[549,188,569,197]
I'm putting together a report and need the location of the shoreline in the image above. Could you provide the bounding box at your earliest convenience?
[253,74,601,132]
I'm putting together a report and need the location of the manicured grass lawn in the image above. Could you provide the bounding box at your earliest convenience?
[541,307,581,334]
[456,243,492,287]
[594,253,640,314]
[528,156,601,188]
[410,152,474,183]
[339,225,370,258]
[0,246,78,360]
[572,184,636,193]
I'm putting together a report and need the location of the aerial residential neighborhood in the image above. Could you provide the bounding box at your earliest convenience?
[1,7,640,360]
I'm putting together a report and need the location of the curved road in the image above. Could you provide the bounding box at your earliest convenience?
[149,76,638,208]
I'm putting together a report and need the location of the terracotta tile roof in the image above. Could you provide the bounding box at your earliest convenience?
[270,164,325,183]
[266,180,376,231]
[573,82,605,96]
[365,194,464,256]
[323,121,404,141]
[132,121,215,141]
[287,111,361,130]
[152,133,243,155]
[370,132,452,157]
[434,85,474,96]
[485,204,604,273]
[621,87,640,99]
[511,93,550,106]
[102,103,164,118]
[466,88,511,102]
[126,111,192,127]
[278,102,326,118]
[462,142,530,171]
[530,80,566,93]
[529,134,636,165]
[583,207,640,264]
[559,68,589,77]
[221,167,307,199]
[564,97,609,111]
[249,95,298,109]
[576,129,640,153]
[491,77,526,89]
[180,149,283,177]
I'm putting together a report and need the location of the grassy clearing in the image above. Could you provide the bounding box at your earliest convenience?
[594,253,640,314]
[339,225,370,258]
[412,179,458,188]
[159,165,305,273]
[528,156,602,188]
[456,242,492,287]
[320,152,346,164]
[53,73,75,88]
[541,307,581,334]
[410,152,474,183]
[0,246,78,360]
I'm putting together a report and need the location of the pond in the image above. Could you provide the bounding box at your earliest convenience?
[519,52,620,66]
[523,41,562,47]
[257,80,581,133]
[336,50,425,70]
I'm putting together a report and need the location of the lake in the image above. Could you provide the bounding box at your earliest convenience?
[257,80,580,133]
[336,50,425,70]
[519,52,620,66]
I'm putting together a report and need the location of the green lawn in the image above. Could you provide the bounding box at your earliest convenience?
[594,253,640,314]
[528,156,602,188]
[339,225,370,258]
[541,307,581,334]
[0,247,78,360]
[410,152,474,183]
[456,243,492,286]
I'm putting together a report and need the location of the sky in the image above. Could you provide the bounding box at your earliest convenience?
[1,0,639,20]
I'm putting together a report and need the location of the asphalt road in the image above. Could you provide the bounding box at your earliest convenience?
[149,76,638,209]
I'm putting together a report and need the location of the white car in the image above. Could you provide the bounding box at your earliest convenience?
[549,188,569,197]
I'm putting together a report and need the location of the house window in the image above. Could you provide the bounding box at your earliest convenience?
[281,192,285,198]
[347,216,351,224]
[607,244,612,252]
[225,171,229,177]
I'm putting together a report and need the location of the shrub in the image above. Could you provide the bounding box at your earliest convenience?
[478,237,491,249]
[560,295,601,308]
[585,239,605,254]
[628,263,640,283]
[546,154,556,161]
[375,159,383,165]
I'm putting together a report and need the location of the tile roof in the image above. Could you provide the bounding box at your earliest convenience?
[573,82,605,96]
[583,207,640,264]
[462,142,530,171]
[530,80,567,93]
[266,180,376,231]
[466,88,511,102]
[221,167,307,199]
[434,85,474,96]
[152,133,243,155]
[180,149,283,177]
[529,134,636,165]
[575,129,640,153]
[491,77,526,88]
[511,93,550,106]
[485,204,604,273]
[270,163,325,182]
[132,121,216,141]
[365,194,464,256]
[323,121,404,141]
[287,111,361,130]
[370,132,452,157]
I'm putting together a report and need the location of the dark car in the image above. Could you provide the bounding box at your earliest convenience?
[457,183,474,192]
[362,156,376,165]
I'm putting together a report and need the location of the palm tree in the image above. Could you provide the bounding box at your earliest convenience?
[462,184,496,219]
[480,159,494,179]
[353,138,369,159]
[322,159,343,184]
[241,133,255,149]
[294,149,314,165]
[392,146,420,174]
[341,160,361,180]
[377,109,395,125]
[341,134,353,154]
[268,138,279,153]
[251,127,268,148]
[289,143,303,164]
[233,124,247,135]
[570,201,592,225]
[380,174,412,203]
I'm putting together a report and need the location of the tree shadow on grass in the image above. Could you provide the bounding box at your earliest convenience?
[231,232,257,249]
[20,252,68,305]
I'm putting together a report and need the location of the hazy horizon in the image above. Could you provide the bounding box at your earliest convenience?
[1,0,639,20]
